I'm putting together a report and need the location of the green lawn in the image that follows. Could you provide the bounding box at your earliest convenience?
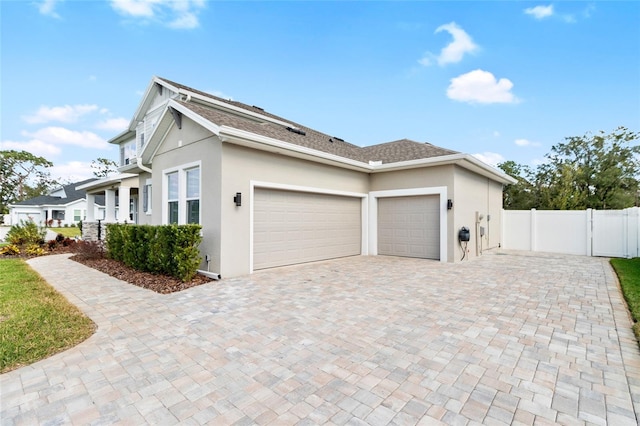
[49,227,81,238]
[611,257,640,343]
[0,259,95,373]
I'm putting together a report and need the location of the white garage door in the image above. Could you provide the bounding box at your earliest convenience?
[253,189,362,270]
[378,195,440,260]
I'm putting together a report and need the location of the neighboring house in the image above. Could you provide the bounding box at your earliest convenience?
[8,179,105,227]
[80,76,516,278]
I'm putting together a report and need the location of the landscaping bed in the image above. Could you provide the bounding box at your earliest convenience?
[71,255,213,294]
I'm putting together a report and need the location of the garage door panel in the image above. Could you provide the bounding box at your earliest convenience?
[254,189,361,270]
[378,195,440,260]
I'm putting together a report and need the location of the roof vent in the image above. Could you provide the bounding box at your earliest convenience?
[286,127,306,136]
[332,136,345,142]
[252,105,264,111]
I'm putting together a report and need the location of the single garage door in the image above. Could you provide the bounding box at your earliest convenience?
[253,189,361,270]
[378,195,440,259]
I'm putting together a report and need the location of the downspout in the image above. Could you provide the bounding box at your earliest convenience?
[198,255,221,280]
[136,158,152,174]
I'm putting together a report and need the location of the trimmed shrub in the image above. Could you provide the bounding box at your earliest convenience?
[105,223,202,281]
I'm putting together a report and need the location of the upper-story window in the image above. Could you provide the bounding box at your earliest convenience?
[164,162,200,225]
[120,140,136,166]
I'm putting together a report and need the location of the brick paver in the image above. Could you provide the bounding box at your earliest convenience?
[1,251,639,425]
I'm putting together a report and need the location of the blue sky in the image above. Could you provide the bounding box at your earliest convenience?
[1,0,639,183]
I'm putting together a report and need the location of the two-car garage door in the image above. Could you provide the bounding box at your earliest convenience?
[253,189,362,270]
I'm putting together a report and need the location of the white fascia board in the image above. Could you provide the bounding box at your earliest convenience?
[218,126,372,173]
[108,129,135,145]
[130,77,175,126]
[109,76,179,146]
[75,173,138,191]
[178,89,297,128]
[140,100,221,165]
[372,153,516,185]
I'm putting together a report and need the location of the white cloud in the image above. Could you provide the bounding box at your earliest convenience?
[23,127,110,150]
[447,69,518,104]
[206,89,233,100]
[51,161,95,183]
[524,5,554,19]
[472,152,505,168]
[0,139,61,157]
[38,0,62,18]
[95,118,130,132]
[419,22,478,67]
[493,131,501,137]
[110,0,206,29]
[168,12,198,29]
[515,138,541,147]
[110,0,156,17]
[23,104,99,124]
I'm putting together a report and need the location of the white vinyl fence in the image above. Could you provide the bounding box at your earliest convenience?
[502,207,640,258]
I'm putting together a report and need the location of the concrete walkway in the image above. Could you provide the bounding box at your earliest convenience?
[1,251,639,425]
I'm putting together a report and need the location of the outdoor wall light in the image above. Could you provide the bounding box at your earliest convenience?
[234,192,242,207]
[447,199,453,210]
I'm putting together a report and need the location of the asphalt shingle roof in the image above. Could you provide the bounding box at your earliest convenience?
[158,77,460,165]
[14,179,105,207]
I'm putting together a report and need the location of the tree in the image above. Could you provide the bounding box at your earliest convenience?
[498,160,537,210]
[500,127,640,210]
[543,127,639,209]
[0,150,55,214]
[91,157,118,178]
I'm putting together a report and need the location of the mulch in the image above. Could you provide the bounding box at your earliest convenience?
[70,255,214,294]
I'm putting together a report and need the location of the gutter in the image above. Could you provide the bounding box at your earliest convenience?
[136,158,152,174]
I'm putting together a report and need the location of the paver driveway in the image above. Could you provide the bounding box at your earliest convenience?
[1,251,639,425]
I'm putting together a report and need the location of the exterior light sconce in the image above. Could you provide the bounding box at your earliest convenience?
[233,192,242,207]
[447,199,453,210]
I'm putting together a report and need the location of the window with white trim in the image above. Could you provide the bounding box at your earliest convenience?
[142,179,152,214]
[167,172,179,224]
[186,168,200,224]
[164,163,200,225]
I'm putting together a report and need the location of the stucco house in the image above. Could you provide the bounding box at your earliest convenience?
[80,76,515,278]
[8,179,105,227]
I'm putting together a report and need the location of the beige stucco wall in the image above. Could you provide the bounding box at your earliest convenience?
[219,143,369,278]
[149,116,506,277]
[453,166,504,261]
[151,117,223,274]
[136,172,153,225]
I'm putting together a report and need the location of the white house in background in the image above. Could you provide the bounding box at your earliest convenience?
[80,76,516,278]
[8,179,105,227]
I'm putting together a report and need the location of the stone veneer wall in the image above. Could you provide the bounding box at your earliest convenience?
[81,221,108,241]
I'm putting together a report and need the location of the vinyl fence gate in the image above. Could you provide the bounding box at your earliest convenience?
[501,207,640,258]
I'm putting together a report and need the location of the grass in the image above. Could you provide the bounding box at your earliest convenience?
[610,257,640,344]
[49,227,81,238]
[0,259,95,373]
